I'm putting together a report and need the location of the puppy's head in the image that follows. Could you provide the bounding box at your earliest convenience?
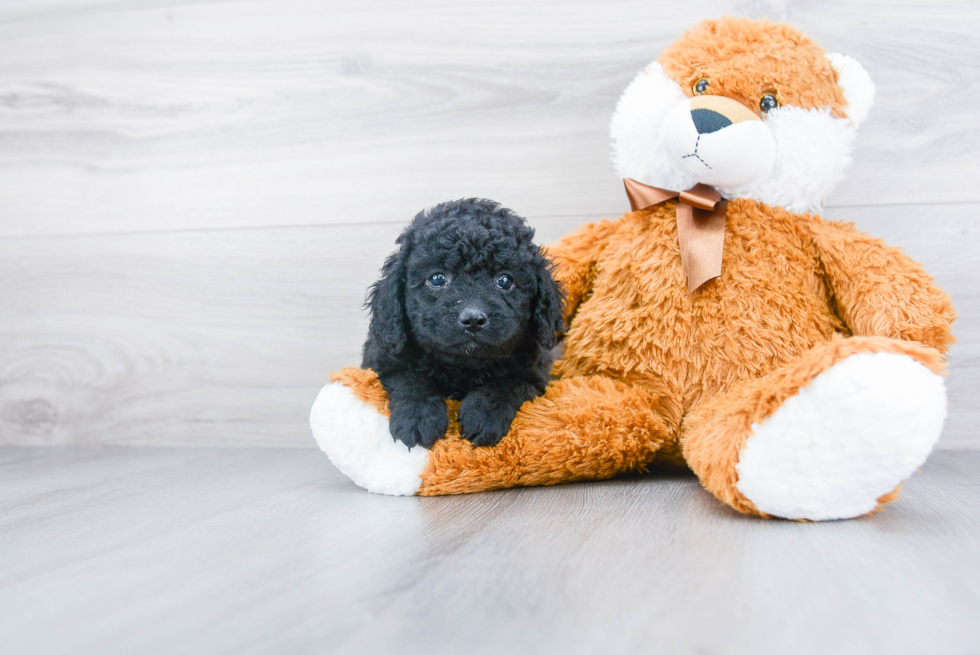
[610,17,875,214]
[367,198,564,358]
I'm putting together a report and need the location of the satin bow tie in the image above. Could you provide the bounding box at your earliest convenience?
[623,178,728,293]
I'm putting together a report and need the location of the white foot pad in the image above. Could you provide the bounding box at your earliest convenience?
[310,383,427,496]
[735,352,947,520]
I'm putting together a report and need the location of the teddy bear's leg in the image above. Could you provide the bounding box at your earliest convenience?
[310,367,430,496]
[681,336,948,520]
[311,367,672,496]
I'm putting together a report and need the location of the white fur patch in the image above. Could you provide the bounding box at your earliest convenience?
[735,353,947,521]
[719,106,857,215]
[309,383,427,496]
[610,62,696,192]
[610,63,863,214]
[826,53,876,125]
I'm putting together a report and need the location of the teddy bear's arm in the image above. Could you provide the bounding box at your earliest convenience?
[810,218,956,353]
[542,219,619,325]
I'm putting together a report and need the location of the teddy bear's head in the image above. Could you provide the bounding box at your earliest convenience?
[610,17,875,214]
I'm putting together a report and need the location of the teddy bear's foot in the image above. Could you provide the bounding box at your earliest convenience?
[734,351,946,520]
[310,370,428,496]
[684,337,948,520]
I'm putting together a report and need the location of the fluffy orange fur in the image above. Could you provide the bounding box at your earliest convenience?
[332,366,669,494]
[658,18,848,118]
[331,18,956,517]
[336,197,954,511]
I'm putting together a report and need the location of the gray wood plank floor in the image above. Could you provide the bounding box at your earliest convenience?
[2,447,978,654]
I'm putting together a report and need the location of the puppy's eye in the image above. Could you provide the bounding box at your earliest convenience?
[759,93,779,114]
[495,274,514,291]
[427,273,447,288]
[693,78,709,95]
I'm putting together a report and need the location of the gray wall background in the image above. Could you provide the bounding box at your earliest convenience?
[1,0,977,448]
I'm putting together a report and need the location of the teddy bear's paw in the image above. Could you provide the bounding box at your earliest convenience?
[309,382,428,496]
[735,352,947,521]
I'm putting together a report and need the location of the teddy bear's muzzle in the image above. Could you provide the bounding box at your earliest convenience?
[660,95,776,189]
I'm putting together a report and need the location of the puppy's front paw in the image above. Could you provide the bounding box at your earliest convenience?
[389,398,448,449]
[458,393,518,447]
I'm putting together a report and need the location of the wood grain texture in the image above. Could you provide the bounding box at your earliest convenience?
[0,214,581,447]
[0,204,976,448]
[0,0,977,237]
[1,446,978,654]
[0,0,977,448]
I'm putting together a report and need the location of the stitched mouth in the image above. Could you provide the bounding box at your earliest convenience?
[681,134,712,169]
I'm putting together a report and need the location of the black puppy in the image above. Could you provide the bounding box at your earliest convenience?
[362,198,564,449]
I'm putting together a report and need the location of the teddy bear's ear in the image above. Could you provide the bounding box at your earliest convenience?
[825,53,876,126]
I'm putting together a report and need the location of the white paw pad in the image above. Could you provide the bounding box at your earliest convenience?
[309,383,427,496]
[736,353,947,520]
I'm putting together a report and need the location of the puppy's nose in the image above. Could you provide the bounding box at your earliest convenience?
[459,308,488,332]
[691,108,731,134]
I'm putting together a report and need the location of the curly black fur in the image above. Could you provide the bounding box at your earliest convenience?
[362,198,565,449]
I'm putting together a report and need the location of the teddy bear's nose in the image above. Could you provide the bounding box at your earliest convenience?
[687,95,760,133]
[691,108,732,134]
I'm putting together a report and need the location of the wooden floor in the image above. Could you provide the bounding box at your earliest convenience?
[2,447,978,654]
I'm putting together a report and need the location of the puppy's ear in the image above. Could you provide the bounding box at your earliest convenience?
[532,257,566,350]
[366,238,410,354]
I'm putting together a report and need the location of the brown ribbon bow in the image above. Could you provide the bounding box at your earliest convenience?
[624,178,728,293]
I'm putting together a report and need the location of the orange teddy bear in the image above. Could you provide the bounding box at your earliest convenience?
[311,17,955,521]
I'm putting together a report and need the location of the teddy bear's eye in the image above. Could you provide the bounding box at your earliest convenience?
[759,94,779,113]
[427,273,447,288]
[693,78,710,95]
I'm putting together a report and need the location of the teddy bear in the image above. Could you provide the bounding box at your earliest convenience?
[311,17,955,521]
